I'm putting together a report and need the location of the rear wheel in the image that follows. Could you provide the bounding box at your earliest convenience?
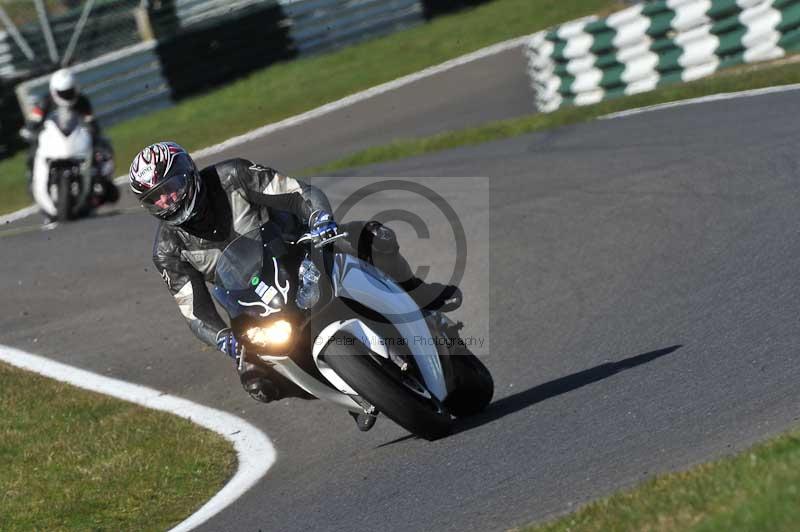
[323,333,453,440]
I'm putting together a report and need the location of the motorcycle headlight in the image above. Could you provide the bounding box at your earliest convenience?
[245,320,293,347]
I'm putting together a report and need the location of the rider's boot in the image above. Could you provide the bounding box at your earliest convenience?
[101,178,120,204]
[238,360,281,404]
[90,178,120,208]
[400,277,463,312]
[349,411,378,432]
[360,222,463,312]
[41,212,57,226]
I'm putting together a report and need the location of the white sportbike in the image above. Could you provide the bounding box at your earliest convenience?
[29,107,114,222]
[212,221,494,440]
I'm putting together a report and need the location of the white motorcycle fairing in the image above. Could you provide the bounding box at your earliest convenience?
[32,119,93,217]
[318,253,448,402]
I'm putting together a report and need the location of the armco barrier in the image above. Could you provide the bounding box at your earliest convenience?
[174,0,266,29]
[527,0,800,112]
[146,0,268,33]
[16,41,172,127]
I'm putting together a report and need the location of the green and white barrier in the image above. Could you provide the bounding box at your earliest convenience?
[527,0,800,112]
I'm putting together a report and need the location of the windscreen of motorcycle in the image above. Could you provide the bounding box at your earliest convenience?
[54,107,81,137]
[213,222,291,318]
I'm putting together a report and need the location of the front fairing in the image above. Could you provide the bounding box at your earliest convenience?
[212,222,295,320]
[36,117,93,211]
[37,118,92,162]
[330,253,447,401]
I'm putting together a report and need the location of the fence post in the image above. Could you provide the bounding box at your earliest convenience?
[134,3,155,41]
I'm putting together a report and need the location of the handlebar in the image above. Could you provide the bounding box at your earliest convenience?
[297,230,349,249]
[314,231,349,249]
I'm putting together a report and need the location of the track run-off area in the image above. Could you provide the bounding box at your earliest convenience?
[2,39,800,531]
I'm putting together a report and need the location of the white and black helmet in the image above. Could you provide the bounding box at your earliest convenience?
[49,68,79,106]
[129,142,201,226]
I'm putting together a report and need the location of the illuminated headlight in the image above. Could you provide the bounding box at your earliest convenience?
[245,320,293,347]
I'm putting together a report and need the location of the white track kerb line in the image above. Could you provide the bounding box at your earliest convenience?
[0,205,38,225]
[0,345,275,532]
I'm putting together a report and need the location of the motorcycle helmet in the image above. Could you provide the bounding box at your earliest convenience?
[129,142,202,226]
[49,69,79,106]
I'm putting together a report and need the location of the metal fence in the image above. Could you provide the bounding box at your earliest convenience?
[0,0,142,78]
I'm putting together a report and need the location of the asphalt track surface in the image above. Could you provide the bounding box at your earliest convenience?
[3,53,800,531]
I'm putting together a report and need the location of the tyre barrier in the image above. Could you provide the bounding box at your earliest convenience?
[527,0,800,112]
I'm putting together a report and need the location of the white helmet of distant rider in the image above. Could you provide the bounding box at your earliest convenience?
[49,69,79,107]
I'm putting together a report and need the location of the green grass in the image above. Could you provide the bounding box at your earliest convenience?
[0,154,27,215]
[521,428,800,532]
[0,362,236,531]
[306,58,800,175]
[0,0,618,215]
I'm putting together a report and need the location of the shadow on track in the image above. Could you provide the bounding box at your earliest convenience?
[375,434,417,448]
[453,344,683,435]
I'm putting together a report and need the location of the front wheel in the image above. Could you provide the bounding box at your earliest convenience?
[324,333,453,440]
[56,174,72,222]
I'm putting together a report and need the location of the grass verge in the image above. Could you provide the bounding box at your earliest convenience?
[520,428,800,532]
[0,0,619,215]
[0,361,235,531]
[307,57,800,175]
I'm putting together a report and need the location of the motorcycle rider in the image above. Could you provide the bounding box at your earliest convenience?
[129,142,462,406]
[22,68,119,215]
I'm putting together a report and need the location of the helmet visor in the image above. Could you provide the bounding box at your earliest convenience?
[56,89,77,103]
[139,172,193,219]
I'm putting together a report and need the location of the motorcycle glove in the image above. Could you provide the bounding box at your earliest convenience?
[216,328,241,363]
[307,209,338,240]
